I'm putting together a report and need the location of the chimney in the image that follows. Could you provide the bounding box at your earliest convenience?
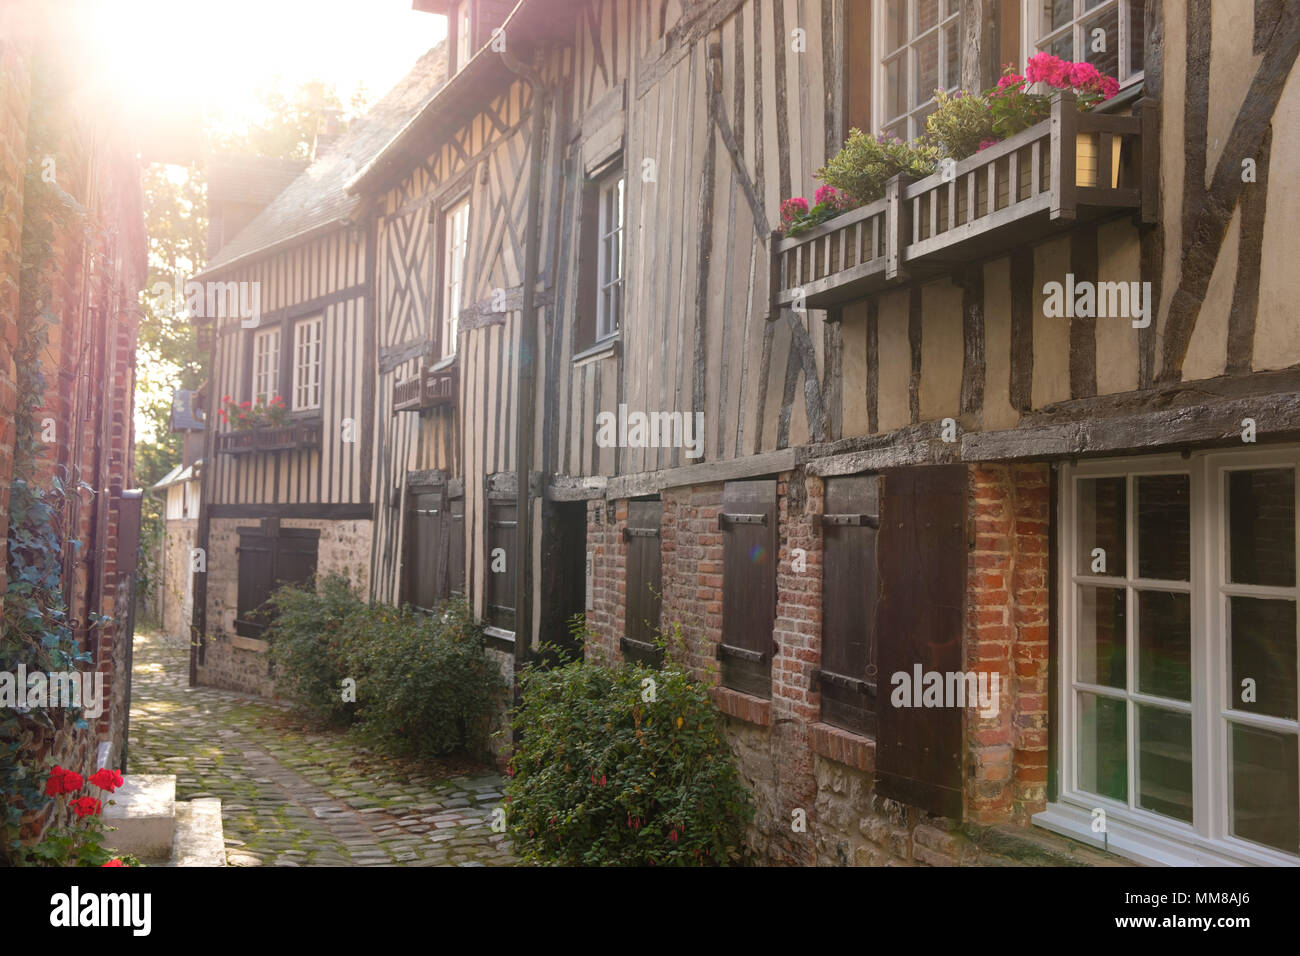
[312,108,343,161]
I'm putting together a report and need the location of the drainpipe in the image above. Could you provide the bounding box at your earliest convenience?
[501,46,547,666]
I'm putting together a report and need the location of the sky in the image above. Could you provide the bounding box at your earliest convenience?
[79,0,446,130]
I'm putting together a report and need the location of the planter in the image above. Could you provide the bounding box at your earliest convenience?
[1075,131,1122,188]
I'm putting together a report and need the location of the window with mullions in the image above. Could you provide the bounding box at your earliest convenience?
[441,197,469,360]
[596,173,624,340]
[252,327,280,404]
[293,315,322,411]
[1029,0,1145,88]
[1058,451,1299,863]
[878,0,961,142]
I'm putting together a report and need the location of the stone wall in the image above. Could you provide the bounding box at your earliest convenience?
[584,463,1111,866]
[160,518,197,640]
[197,517,373,697]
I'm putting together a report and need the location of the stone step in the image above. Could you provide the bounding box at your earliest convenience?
[170,798,226,867]
[103,774,175,861]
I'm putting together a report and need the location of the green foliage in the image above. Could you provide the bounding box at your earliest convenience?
[925,89,997,160]
[266,577,506,758]
[987,75,1052,141]
[816,129,939,205]
[505,655,754,866]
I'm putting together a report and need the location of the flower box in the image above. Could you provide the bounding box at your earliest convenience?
[215,421,323,455]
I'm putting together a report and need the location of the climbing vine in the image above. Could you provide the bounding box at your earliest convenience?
[0,64,99,866]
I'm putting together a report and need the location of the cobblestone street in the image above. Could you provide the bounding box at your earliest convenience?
[127,629,515,867]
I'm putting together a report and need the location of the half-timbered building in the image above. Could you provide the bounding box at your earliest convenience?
[189,46,448,692]
[199,0,1300,866]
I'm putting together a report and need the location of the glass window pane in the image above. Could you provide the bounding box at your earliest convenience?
[1127,0,1145,77]
[1079,585,1126,688]
[1137,590,1191,700]
[883,0,906,53]
[915,0,939,34]
[1046,30,1075,60]
[884,57,906,122]
[1079,692,1127,800]
[1137,706,1193,823]
[1078,477,1126,577]
[1082,6,1120,81]
[1230,724,1299,855]
[1228,596,1298,720]
[1137,474,1190,580]
[1227,468,1296,587]
[914,30,939,107]
[1048,0,1074,32]
[943,21,958,89]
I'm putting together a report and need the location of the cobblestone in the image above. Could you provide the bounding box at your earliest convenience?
[128,629,516,867]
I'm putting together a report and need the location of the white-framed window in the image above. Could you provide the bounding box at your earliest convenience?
[442,197,470,360]
[595,172,624,340]
[455,0,472,71]
[1025,0,1145,88]
[876,0,961,142]
[293,315,322,410]
[252,327,280,405]
[1045,448,1299,865]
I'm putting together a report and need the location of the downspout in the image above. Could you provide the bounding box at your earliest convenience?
[190,311,219,686]
[501,46,547,665]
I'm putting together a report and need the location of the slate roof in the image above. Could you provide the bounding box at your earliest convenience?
[197,41,449,278]
[206,155,308,206]
[170,388,205,430]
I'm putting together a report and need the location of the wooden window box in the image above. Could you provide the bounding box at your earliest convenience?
[770,94,1157,314]
[393,356,459,413]
[216,421,323,455]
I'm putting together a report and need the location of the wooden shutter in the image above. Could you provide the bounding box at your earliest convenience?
[622,499,663,666]
[404,488,447,612]
[274,529,319,591]
[486,498,517,631]
[819,475,880,735]
[235,530,275,638]
[720,479,778,699]
[875,465,967,818]
[448,495,466,596]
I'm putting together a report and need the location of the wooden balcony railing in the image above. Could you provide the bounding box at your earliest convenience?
[771,93,1156,312]
[215,420,323,455]
[393,356,458,413]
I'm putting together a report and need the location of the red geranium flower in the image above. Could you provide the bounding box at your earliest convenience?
[45,766,68,796]
[70,796,102,818]
[101,859,124,867]
[89,768,124,793]
[59,770,84,794]
[240,400,251,408]
[222,395,232,403]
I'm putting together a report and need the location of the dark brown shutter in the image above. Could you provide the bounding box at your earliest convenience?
[404,489,447,612]
[720,479,778,699]
[622,499,663,666]
[274,529,319,591]
[875,464,967,818]
[235,530,274,638]
[486,498,517,630]
[819,475,880,735]
[448,495,466,596]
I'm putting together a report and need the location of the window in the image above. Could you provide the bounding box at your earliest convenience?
[486,496,517,632]
[877,0,961,142]
[596,173,624,340]
[455,0,472,71]
[719,479,778,699]
[252,327,280,405]
[442,197,469,360]
[1051,450,1299,864]
[235,522,319,639]
[1028,0,1144,88]
[818,476,880,735]
[293,316,322,411]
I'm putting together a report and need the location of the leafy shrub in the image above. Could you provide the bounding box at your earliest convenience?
[816,129,939,204]
[925,89,996,160]
[505,657,754,866]
[343,599,505,758]
[267,573,365,726]
[266,578,505,757]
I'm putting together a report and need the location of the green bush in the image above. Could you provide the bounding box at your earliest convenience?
[816,129,939,204]
[266,577,505,757]
[925,89,996,160]
[343,599,505,758]
[267,574,366,726]
[504,657,754,866]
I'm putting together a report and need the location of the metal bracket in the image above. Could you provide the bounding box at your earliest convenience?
[812,668,875,696]
[622,527,659,540]
[717,512,767,529]
[715,642,773,665]
[820,513,878,528]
